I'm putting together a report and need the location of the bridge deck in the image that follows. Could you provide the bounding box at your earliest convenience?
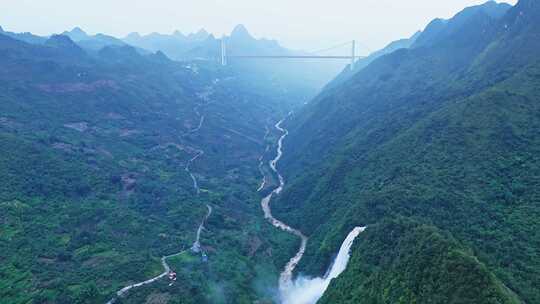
[228,55,365,59]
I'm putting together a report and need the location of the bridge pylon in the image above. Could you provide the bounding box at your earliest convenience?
[221,39,362,68]
[351,40,356,71]
[221,36,227,66]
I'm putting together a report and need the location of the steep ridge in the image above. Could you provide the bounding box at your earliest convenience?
[281,0,515,179]
[274,1,540,302]
[319,219,521,304]
[325,31,421,90]
[412,0,512,48]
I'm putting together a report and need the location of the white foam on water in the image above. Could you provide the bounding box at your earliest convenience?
[280,226,366,304]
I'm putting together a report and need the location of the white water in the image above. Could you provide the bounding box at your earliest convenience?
[281,226,366,304]
[260,115,366,303]
[258,116,309,297]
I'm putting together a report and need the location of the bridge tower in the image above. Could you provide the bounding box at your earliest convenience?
[351,40,356,71]
[220,39,360,68]
[221,37,227,66]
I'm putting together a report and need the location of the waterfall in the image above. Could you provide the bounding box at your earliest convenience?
[280,226,366,304]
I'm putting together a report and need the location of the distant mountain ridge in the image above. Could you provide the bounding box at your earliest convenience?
[413,0,512,48]
[327,0,513,90]
[123,28,210,60]
[184,24,293,60]
[44,34,86,58]
[61,27,128,51]
[0,25,46,44]
[1,23,346,91]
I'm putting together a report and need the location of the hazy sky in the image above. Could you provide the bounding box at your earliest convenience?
[1,0,518,54]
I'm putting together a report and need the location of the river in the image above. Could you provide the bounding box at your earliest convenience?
[261,116,366,304]
[258,117,309,295]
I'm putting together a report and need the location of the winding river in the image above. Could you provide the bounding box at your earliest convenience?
[261,117,366,304]
[259,116,309,294]
[108,108,362,304]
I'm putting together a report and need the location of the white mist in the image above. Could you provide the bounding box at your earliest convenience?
[280,226,366,304]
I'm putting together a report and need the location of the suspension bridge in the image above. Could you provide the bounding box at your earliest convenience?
[220,39,365,70]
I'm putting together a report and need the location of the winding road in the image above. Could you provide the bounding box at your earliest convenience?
[185,149,204,195]
[105,250,187,304]
[191,204,213,252]
[183,102,213,251]
[181,102,214,252]
[259,115,309,294]
[257,125,271,192]
[106,100,213,303]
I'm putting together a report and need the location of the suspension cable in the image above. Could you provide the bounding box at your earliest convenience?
[308,41,353,55]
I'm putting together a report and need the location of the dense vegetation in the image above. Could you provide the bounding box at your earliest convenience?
[274,0,540,303]
[3,1,540,303]
[0,30,303,303]
[319,218,521,304]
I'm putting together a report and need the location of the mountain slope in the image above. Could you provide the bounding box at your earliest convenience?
[325,1,512,93]
[319,219,521,304]
[326,31,421,90]
[413,1,512,48]
[273,1,540,302]
[0,32,299,303]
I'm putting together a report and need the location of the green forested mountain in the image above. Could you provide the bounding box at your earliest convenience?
[0,31,302,303]
[325,31,421,91]
[3,1,540,303]
[274,0,540,303]
[325,0,514,94]
[319,219,521,304]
